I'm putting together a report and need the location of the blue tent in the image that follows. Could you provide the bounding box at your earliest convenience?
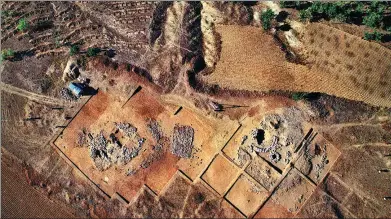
[68,83,83,97]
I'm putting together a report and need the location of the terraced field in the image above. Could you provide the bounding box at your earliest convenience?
[201,24,391,107]
[302,23,391,106]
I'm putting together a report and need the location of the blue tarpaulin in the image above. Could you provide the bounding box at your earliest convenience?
[68,83,83,97]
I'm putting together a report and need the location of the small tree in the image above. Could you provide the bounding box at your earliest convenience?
[299,9,312,22]
[126,63,132,72]
[87,47,101,57]
[363,12,382,28]
[17,18,29,32]
[1,49,15,60]
[355,2,364,14]
[334,13,347,22]
[69,45,79,56]
[280,1,296,8]
[292,92,309,101]
[261,9,275,30]
[364,31,383,42]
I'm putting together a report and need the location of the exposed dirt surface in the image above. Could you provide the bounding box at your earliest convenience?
[1,154,76,218]
[2,1,391,218]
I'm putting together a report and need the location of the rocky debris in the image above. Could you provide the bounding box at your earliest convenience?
[284,172,303,192]
[285,151,292,164]
[89,131,108,157]
[77,129,87,147]
[89,131,111,171]
[129,138,145,159]
[140,146,164,169]
[171,124,195,158]
[115,122,137,138]
[146,118,163,141]
[314,144,328,180]
[244,107,304,166]
[237,147,251,166]
[269,151,281,163]
[240,135,248,145]
[59,88,77,101]
[238,148,251,166]
[125,168,137,176]
[246,177,263,194]
[252,136,279,153]
[86,125,145,171]
[153,144,163,151]
[62,57,80,82]
[77,75,88,84]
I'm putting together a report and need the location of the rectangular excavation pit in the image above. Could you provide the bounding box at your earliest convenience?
[54,88,239,202]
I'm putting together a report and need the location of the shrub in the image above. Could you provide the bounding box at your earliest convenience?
[1,10,9,18]
[280,1,296,8]
[1,49,15,60]
[69,45,79,56]
[364,31,383,42]
[17,18,29,32]
[126,63,132,72]
[334,13,347,22]
[261,9,275,30]
[87,47,101,57]
[355,2,364,14]
[292,92,309,101]
[112,62,119,70]
[78,55,87,68]
[55,37,61,48]
[299,9,312,22]
[363,12,382,28]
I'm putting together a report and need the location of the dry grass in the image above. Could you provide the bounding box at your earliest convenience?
[202,24,391,107]
[202,25,294,91]
[302,23,391,107]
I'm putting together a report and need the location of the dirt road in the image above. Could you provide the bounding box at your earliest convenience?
[0,82,70,106]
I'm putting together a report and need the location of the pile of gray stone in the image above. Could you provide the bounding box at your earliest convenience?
[115,122,137,137]
[146,118,163,141]
[59,88,77,101]
[171,124,194,158]
[84,124,145,171]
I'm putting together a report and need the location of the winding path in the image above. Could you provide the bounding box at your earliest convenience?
[0,82,71,106]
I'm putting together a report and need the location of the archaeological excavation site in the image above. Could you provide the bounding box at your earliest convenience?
[1,1,391,218]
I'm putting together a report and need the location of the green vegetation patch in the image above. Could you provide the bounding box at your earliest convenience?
[87,47,101,57]
[364,30,383,42]
[284,1,390,42]
[17,18,29,32]
[1,49,15,61]
[292,92,310,101]
[261,9,275,30]
[69,45,80,56]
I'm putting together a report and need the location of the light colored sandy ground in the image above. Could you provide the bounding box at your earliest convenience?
[201,154,240,195]
[245,155,281,191]
[202,24,391,107]
[225,174,269,217]
[161,94,240,181]
[254,168,316,218]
